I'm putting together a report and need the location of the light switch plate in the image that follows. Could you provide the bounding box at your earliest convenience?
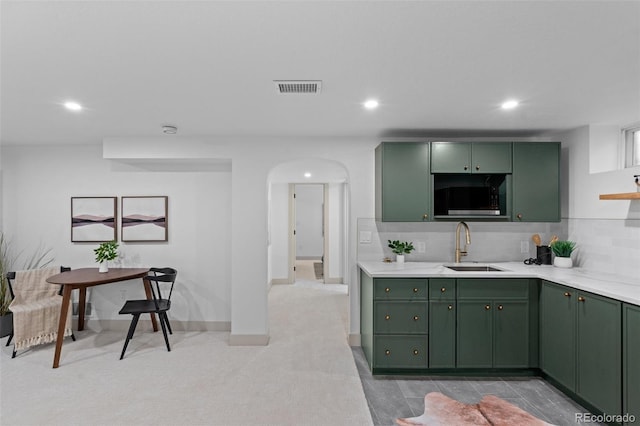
[359,231,372,244]
[416,241,426,253]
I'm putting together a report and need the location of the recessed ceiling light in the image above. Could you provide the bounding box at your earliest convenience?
[501,100,519,110]
[64,101,83,111]
[162,125,178,134]
[304,172,312,178]
[363,99,379,110]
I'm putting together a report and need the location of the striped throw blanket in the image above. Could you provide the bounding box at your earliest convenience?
[9,267,72,351]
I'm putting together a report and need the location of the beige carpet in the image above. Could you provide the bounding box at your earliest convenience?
[397,392,553,426]
[0,283,371,425]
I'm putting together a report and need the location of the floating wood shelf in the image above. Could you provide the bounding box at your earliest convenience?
[599,192,640,200]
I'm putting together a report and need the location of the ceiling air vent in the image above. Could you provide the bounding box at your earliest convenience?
[274,80,322,94]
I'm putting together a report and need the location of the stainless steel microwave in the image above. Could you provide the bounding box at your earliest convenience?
[434,185,501,216]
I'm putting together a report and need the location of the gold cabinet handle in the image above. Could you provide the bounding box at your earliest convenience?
[423,214,429,220]
[384,314,390,320]
[385,287,390,293]
[413,349,419,356]
[476,165,480,171]
[564,292,571,297]
[385,349,391,356]
[516,213,523,220]
[485,304,491,310]
[413,288,419,293]
[578,296,586,302]
[448,304,453,310]
[498,305,504,311]
[464,165,468,171]
[441,287,446,293]
[413,315,419,321]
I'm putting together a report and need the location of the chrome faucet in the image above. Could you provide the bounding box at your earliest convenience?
[455,221,471,263]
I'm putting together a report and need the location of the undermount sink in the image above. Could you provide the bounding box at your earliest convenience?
[445,265,504,272]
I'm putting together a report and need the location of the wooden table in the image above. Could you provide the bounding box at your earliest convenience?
[46,268,156,368]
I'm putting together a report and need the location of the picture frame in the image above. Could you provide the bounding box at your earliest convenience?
[121,196,168,242]
[71,197,117,242]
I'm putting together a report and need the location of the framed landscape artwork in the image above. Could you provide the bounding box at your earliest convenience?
[121,196,168,242]
[71,197,117,242]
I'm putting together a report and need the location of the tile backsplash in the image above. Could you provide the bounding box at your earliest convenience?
[357,218,639,280]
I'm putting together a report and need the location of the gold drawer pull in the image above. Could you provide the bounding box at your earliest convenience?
[385,349,391,356]
[413,288,419,293]
[578,296,586,302]
[564,292,571,297]
[413,349,419,356]
[441,287,446,293]
[448,304,453,310]
[498,305,504,311]
[385,287,390,293]
[413,315,419,321]
[475,165,480,171]
[423,214,429,220]
[385,315,390,320]
[485,305,491,311]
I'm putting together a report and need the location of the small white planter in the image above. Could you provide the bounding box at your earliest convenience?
[98,262,109,273]
[553,256,573,268]
[396,254,405,264]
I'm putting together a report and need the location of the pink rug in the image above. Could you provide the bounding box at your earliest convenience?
[396,392,553,426]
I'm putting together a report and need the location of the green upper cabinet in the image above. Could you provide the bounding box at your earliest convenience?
[431,142,512,174]
[512,142,560,222]
[375,142,430,222]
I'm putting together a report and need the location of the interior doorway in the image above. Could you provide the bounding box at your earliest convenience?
[292,184,325,283]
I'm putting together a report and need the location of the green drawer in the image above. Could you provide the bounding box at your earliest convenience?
[374,335,428,369]
[429,278,456,300]
[374,278,428,300]
[457,278,529,299]
[374,302,428,334]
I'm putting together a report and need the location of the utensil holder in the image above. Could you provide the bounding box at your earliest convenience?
[536,246,552,265]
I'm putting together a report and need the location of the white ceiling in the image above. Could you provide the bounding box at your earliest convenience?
[2,1,639,146]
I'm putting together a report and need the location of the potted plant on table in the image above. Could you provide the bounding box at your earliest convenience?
[551,240,576,268]
[387,240,415,264]
[94,240,119,273]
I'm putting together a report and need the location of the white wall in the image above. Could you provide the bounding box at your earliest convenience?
[1,137,377,342]
[0,144,232,329]
[295,184,324,259]
[268,183,290,283]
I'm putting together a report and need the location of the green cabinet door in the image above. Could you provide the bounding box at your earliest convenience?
[429,301,456,368]
[540,281,576,391]
[493,300,529,367]
[457,300,493,368]
[576,292,622,415]
[471,143,512,173]
[431,142,471,173]
[624,304,640,424]
[431,142,512,173]
[512,142,560,222]
[375,142,430,222]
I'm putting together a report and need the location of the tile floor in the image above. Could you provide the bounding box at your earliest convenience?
[352,348,605,426]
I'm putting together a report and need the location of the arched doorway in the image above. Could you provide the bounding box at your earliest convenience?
[267,159,349,288]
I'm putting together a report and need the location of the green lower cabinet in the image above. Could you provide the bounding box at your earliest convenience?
[374,335,428,369]
[540,281,576,389]
[375,302,427,334]
[429,300,456,368]
[624,304,640,424]
[576,291,621,415]
[540,281,622,416]
[457,300,493,368]
[493,300,529,368]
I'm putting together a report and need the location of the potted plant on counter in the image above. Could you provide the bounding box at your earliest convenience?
[551,240,576,268]
[94,240,119,273]
[387,240,415,264]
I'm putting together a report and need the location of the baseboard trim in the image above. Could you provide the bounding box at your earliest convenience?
[85,319,231,332]
[348,333,361,347]
[229,334,270,346]
[324,277,344,284]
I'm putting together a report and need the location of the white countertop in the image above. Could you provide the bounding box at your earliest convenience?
[358,260,640,306]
